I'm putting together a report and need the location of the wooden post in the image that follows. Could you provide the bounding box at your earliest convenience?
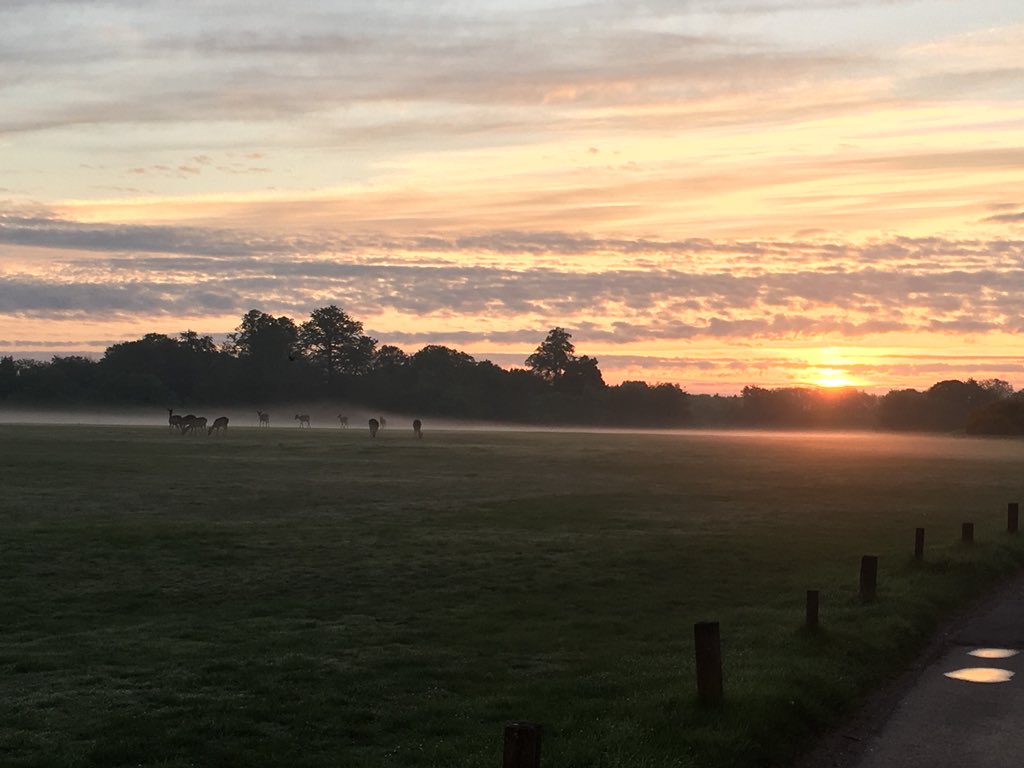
[859,555,878,601]
[805,589,819,631]
[1009,503,1019,534]
[962,522,974,544]
[694,621,723,706]
[503,722,541,768]
[914,527,925,561]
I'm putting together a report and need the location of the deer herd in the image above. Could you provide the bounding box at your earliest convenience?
[167,409,230,435]
[167,409,421,437]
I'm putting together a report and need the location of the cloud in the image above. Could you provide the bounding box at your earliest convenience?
[985,210,1024,224]
[0,0,900,145]
[0,214,304,257]
[3,217,1024,346]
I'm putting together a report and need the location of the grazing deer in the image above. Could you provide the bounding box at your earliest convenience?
[295,414,311,428]
[368,418,379,438]
[193,416,208,434]
[257,410,270,427]
[337,414,349,428]
[208,416,229,435]
[168,408,183,432]
[413,418,422,438]
[179,414,198,434]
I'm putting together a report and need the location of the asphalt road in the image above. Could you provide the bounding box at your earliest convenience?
[803,573,1024,767]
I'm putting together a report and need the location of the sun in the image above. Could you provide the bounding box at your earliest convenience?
[812,368,857,389]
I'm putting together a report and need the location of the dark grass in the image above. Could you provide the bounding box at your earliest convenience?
[2,425,1024,767]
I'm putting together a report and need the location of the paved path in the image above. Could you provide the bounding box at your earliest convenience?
[809,574,1024,767]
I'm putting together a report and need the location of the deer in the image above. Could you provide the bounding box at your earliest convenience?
[337,414,349,428]
[379,416,387,429]
[168,408,183,432]
[193,416,208,434]
[257,410,270,427]
[208,416,229,435]
[179,414,198,434]
[413,418,422,438]
[295,414,311,428]
[368,418,379,438]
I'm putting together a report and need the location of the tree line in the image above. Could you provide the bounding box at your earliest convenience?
[1,305,1022,433]
[0,307,685,427]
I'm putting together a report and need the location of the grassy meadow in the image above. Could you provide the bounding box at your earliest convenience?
[2,423,1024,767]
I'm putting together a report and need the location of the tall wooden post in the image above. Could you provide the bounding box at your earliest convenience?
[694,621,723,706]
[503,722,541,768]
[860,555,878,601]
[914,527,925,561]
[1009,503,1019,534]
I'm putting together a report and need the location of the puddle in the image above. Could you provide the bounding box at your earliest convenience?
[967,648,1019,660]
[944,667,1015,683]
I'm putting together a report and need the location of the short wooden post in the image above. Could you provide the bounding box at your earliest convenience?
[503,722,541,768]
[962,522,974,544]
[694,621,723,706]
[805,589,819,631]
[914,527,925,561]
[859,555,878,601]
[1008,503,1019,534]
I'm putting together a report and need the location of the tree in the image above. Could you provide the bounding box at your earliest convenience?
[526,327,606,391]
[979,379,1014,400]
[526,328,576,382]
[966,399,1024,435]
[101,333,186,402]
[297,305,377,385]
[878,389,931,431]
[927,379,989,431]
[0,356,18,399]
[408,345,478,412]
[606,381,690,426]
[178,330,217,355]
[372,344,410,371]
[228,310,299,362]
[560,354,606,394]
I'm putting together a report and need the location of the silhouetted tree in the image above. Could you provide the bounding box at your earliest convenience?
[927,379,993,431]
[742,386,817,427]
[813,388,878,428]
[101,333,188,402]
[228,310,298,361]
[878,389,932,430]
[606,381,690,426]
[559,355,606,395]
[979,378,1014,400]
[98,331,231,404]
[298,305,377,386]
[0,356,18,398]
[226,309,301,400]
[358,345,413,410]
[372,344,410,371]
[407,345,477,413]
[4,359,47,401]
[966,398,1024,434]
[36,356,99,401]
[526,328,576,382]
[178,330,217,355]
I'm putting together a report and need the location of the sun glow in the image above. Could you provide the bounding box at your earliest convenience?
[812,368,858,389]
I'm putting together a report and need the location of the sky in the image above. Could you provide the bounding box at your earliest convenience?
[1,0,1023,394]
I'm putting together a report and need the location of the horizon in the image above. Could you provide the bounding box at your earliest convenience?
[3,1,1024,394]
[3,339,1012,398]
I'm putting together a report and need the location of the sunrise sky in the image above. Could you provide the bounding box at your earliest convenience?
[2,0,1023,394]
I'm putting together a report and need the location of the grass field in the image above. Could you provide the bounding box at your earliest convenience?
[2,424,1024,767]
